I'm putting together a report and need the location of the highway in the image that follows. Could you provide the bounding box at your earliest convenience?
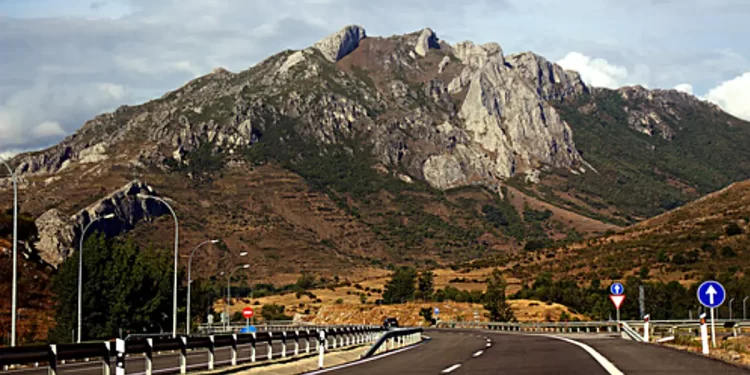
[5,341,304,375]
[320,329,750,374]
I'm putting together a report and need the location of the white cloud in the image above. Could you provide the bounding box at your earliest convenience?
[674,83,694,94]
[557,52,629,89]
[32,121,67,138]
[705,72,750,120]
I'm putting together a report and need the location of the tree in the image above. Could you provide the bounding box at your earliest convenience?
[260,304,289,321]
[726,222,743,236]
[382,266,417,304]
[417,270,435,301]
[419,307,435,325]
[296,272,317,290]
[50,234,181,342]
[483,269,515,322]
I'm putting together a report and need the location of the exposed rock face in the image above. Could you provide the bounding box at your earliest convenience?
[414,28,439,57]
[33,180,171,267]
[506,52,588,101]
[313,25,367,62]
[614,86,732,140]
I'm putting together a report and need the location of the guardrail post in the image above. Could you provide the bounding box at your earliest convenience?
[179,336,187,375]
[145,338,154,375]
[267,332,273,361]
[294,330,300,355]
[115,339,126,375]
[251,333,257,362]
[318,330,326,369]
[281,332,287,358]
[208,335,215,370]
[231,334,238,366]
[339,329,345,348]
[49,344,58,375]
[103,341,112,375]
[305,330,311,354]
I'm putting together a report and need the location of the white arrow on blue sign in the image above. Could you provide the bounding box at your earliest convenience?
[434,307,440,315]
[610,283,624,295]
[697,280,726,308]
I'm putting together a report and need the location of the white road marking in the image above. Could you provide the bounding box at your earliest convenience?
[440,364,462,373]
[473,350,484,357]
[486,343,492,348]
[545,335,624,375]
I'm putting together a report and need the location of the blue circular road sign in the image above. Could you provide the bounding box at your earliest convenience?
[697,280,726,308]
[610,282,625,295]
[434,307,440,315]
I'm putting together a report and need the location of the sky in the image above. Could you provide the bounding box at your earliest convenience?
[0,0,749,157]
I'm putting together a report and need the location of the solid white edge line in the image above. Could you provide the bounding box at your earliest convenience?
[440,364,462,373]
[472,350,484,357]
[300,338,427,375]
[544,335,624,375]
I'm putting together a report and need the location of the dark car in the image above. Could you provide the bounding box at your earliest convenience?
[383,317,399,328]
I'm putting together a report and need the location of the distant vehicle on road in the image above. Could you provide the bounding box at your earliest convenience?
[383,317,399,328]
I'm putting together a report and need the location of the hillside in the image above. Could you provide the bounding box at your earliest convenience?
[509,179,750,285]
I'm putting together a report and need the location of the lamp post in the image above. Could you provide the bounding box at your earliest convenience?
[137,194,179,338]
[1,158,17,347]
[186,239,219,335]
[224,264,250,331]
[77,213,116,343]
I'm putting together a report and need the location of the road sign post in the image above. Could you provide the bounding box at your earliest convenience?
[243,307,254,329]
[609,283,626,333]
[643,314,650,342]
[697,280,726,349]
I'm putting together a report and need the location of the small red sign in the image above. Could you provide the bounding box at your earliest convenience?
[610,294,626,309]
[242,307,254,319]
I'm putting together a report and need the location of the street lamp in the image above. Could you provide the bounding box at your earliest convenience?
[224,264,250,330]
[137,194,179,338]
[1,158,17,347]
[730,298,735,320]
[186,239,219,335]
[77,213,116,343]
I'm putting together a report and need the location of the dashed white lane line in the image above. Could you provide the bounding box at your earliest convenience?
[485,343,492,348]
[472,350,484,357]
[440,364,462,373]
[544,335,624,375]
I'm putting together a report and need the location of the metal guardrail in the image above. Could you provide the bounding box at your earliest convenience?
[194,323,339,335]
[0,325,385,375]
[620,322,645,342]
[439,319,750,338]
[362,328,423,358]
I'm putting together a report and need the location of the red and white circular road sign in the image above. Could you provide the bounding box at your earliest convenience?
[242,307,254,319]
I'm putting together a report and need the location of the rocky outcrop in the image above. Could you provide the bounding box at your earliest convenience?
[414,28,440,57]
[33,180,171,267]
[313,25,367,62]
[506,52,588,101]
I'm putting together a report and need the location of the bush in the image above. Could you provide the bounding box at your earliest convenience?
[261,304,289,321]
[335,298,344,304]
[721,246,737,258]
[726,223,743,236]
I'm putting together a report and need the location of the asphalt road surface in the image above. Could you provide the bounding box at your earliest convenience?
[319,329,750,374]
[5,339,318,375]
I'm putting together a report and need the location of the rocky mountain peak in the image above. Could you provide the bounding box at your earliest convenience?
[313,25,367,62]
[452,40,505,68]
[414,27,440,57]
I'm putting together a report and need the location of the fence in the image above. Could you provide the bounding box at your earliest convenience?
[0,326,385,375]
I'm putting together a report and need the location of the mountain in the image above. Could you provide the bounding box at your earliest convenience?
[508,178,750,285]
[3,25,750,283]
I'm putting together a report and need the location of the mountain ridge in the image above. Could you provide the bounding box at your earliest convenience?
[1,24,750,277]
